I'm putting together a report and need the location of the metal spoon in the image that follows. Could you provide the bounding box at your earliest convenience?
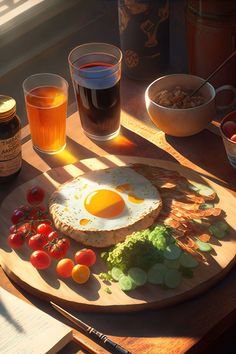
[189,49,236,98]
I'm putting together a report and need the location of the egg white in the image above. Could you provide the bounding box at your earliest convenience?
[50,167,161,231]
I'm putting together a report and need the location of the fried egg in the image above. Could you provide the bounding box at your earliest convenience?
[49,167,162,246]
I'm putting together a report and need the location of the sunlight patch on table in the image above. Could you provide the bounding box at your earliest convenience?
[55,149,78,165]
[63,164,84,178]
[81,158,111,170]
[0,0,46,26]
[110,133,137,149]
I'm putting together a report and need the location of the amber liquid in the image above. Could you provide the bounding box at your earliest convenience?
[26,86,67,153]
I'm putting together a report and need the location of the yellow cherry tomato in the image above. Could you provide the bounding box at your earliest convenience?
[72,264,90,284]
[56,258,74,278]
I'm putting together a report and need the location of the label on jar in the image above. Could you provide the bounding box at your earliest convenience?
[0,132,22,177]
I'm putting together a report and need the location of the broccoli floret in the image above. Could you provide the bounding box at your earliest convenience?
[148,225,172,250]
[101,225,172,272]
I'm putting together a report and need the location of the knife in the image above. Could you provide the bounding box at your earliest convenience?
[50,301,132,354]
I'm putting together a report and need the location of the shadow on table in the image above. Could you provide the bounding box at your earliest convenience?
[34,136,99,170]
[9,258,236,354]
[33,125,179,174]
[72,265,236,338]
[0,160,43,203]
[95,125,178,163]
[121,78,149,121]
[165,130,236,192]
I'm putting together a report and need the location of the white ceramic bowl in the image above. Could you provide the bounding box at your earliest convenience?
[145,74,216,137]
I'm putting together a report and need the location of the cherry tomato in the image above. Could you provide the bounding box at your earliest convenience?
[48,231,59,242]
[11,206,34,223]
[72,264,90,284]
[11,208,25,224]
[31,219,51,233]
[18,222,31,233]
[27,186,45,205]
[74,248,96,267]
[57,238,70,253]
[56,258,74,278]
[222,120,236,138]
[42,217,52,224]
[30,250,51,269]
[16,205,31,218]
[18,204,31,211]
[28,233,48,251]
[37,223,53,236]
[9,224,17,234]
[18,222,35,239]
[8,232,25,249]
[48,244,66,259]
[230,134,236,142]
[28,206,47,220]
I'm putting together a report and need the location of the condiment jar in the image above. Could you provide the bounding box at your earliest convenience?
[0,95,22,182]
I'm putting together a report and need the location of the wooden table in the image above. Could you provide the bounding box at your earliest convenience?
[1,78,236,354]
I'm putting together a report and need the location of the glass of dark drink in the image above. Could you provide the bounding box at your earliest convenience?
[68,43,122,141]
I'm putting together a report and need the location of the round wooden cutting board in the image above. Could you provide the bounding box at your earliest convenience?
[0,155,236,312]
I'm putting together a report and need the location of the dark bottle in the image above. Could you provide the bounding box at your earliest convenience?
[118,0,170,81]
[0,95,22,182]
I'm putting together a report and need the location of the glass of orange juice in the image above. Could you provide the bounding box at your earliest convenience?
[23,73,68,154]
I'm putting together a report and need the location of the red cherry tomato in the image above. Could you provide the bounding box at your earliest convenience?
[8,232,25,249]
[37,223,53,236]
[47,237,70,259]
[57,238,70,252]
[56,258,74,278]
[28,233,48,251]
[48,231,59,242]
[17,222,35,239]
[11,208,25,224]
[31,219,51,233]
[222,120,236,138]
[9,224,17,234]
[18,205,31,212]
[28,206,47,220]
[40,218,52,225]
[74,248,96,267]
[30,250,51,269]
[230,134,236,142]
[27,186,45,205]
[48,244,66,259]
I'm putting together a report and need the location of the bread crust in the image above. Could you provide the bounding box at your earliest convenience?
[50,201,162,247]
[49,166,162,247]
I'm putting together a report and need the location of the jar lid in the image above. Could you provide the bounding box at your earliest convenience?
[0,95,16,121]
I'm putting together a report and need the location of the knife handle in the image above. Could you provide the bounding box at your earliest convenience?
[87,328,132,354]
[103,338,132,354]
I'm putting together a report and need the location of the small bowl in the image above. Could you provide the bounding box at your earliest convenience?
[219,110,236,169]
[145,74,216,137]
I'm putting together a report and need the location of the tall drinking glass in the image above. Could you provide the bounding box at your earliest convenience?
[23,73,68,154]
[68,43,122,141]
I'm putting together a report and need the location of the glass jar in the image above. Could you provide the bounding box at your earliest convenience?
[0,95,22,182]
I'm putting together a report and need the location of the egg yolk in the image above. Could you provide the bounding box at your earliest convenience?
[128,194,144,204]
[80,218,90,226]
[115,184,132,193]
[84,189,125,218]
